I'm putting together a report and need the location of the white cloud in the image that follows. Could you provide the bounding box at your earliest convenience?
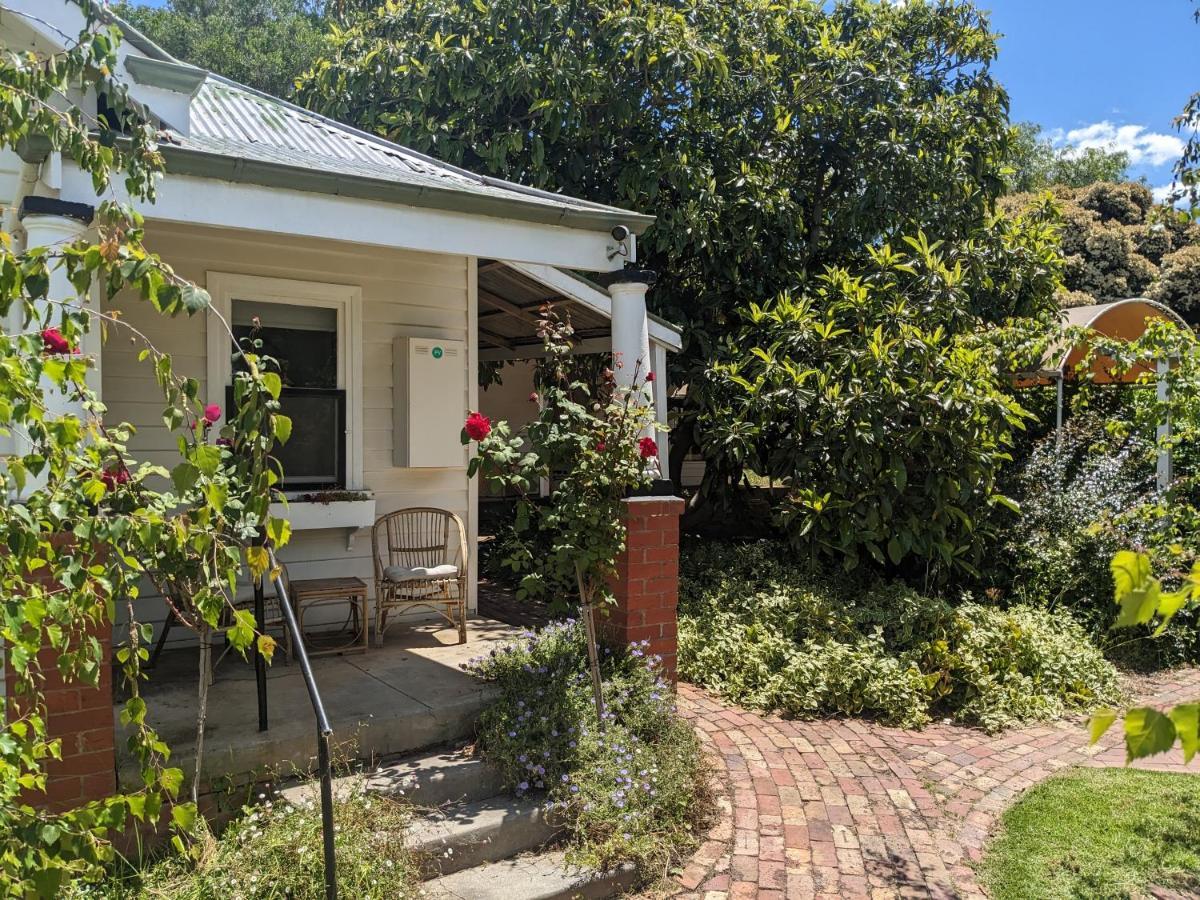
[1152,183,1177,204]
[1057,121,1184,167]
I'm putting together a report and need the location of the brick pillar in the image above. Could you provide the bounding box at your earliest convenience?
[604,496,685,682]
[5,559,116,812]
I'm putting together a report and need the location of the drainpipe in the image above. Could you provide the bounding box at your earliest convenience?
[3,161,41,250]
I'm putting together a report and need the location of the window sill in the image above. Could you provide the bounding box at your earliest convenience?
[269,493,376,551]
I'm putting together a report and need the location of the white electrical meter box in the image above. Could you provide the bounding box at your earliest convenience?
[393,337,467,468]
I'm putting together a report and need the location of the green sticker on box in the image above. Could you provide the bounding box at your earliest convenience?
[432,346,444,359]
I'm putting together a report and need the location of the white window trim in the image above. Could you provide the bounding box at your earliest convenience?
[205,272,365,492]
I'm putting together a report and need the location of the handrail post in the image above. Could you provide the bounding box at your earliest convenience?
[264,543,337,899]
[253,571,269,732]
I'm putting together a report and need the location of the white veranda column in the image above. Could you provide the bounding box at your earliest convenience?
[607,269,655,432]
[651,342,670,474]
[19,198,98,423]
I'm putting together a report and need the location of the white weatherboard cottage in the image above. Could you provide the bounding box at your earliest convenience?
[2,0,681,645]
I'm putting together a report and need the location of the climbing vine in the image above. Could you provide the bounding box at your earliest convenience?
[0,5,289,893]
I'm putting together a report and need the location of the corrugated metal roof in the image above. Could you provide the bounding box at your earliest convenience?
[93,2,652,232]
[190,80,472,187]
[153,72,648,225]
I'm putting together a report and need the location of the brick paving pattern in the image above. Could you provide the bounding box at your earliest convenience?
[663,668,1200,900]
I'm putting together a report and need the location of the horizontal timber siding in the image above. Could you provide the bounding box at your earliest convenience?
[103,222,472,646]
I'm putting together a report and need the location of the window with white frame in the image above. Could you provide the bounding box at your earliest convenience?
[206,273,364,492]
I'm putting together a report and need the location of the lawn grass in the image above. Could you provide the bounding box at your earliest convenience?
[980,767,1200,900]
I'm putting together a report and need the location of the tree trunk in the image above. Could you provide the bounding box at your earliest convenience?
[192,622,211,805]
[574,562,605,726]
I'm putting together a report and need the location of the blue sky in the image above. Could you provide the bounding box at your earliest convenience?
[987,0,1196,198]
[131,0,1197,194]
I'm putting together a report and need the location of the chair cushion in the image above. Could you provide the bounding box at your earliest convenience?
[382,563,459,583]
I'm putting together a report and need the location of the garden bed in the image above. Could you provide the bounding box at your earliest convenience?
[678,540,1121,731]
[464,619,713,882]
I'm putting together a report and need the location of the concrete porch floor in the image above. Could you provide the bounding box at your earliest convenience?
[116,616,524,792]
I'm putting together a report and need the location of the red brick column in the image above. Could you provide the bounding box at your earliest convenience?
[5,558,116,812]
[604,496,685,682]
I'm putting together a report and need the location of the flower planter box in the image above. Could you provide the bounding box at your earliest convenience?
[269,494,377,550]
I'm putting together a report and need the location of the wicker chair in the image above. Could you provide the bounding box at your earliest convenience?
[372,508,468,646]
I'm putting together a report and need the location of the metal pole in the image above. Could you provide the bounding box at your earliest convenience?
[1157,358,1172,492]
[254,573,268,732]
[265,544,337,899]
[317,731,338,900]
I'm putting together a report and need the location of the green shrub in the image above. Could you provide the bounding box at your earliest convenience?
[480,511,578,607]
[465,621,708,876]
[697,238,1034,579]
[68,788,415,899]
[992,413,1150,629]
[990,411,1200,668]
[679,541,1119,731]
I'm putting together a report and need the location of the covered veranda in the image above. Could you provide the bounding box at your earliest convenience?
[473,259,682,477]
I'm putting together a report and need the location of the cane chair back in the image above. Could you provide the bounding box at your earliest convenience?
[372,508,468,645]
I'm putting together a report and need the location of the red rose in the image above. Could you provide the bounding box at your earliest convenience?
[596,441,607,452]
[203,404,222,425]
[465,412,492,441]
[638,436,658,459]
[529,391,539,404]
[645,371,655,383]
[41,327,72,355]
[100,466,130,491]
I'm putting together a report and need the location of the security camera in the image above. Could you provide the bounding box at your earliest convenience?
[611,225,630,242]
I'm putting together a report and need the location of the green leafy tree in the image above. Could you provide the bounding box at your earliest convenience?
[116,0,328,97]
[297,0,1018,477]
[1004,122,1130,193]
[1168,2,1200,208]
[0,6,290,892]
[1091,551,1200,763]
[697,235,1033,578]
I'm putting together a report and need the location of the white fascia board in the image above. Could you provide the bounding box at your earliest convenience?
[61,164,626,272]
[504,260,684,352]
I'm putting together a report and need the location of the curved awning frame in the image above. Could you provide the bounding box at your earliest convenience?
[1014,298,1191,387]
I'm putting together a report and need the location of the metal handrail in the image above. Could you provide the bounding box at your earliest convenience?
[263,542,338,900]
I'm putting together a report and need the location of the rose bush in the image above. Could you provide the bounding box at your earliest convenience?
[464,308,659,717]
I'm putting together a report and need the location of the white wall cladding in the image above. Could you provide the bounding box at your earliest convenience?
[105,221,473,646]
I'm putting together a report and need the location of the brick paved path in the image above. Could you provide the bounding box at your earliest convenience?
[666,669,1200,900]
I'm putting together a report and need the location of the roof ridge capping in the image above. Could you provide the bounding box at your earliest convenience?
[125,56,206,95]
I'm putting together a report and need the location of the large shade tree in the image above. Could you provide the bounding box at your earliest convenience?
[1003,182,1200,321]
[1004,122,1130,193]
[116,0,330,97]
[296,0,1021,476]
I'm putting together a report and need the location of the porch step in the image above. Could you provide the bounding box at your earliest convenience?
[409,794,561,878]
[419,849,638,900]
[278,744,505,810]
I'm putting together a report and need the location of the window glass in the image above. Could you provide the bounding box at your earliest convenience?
[232,299,337,389]
[230,299,344,488]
